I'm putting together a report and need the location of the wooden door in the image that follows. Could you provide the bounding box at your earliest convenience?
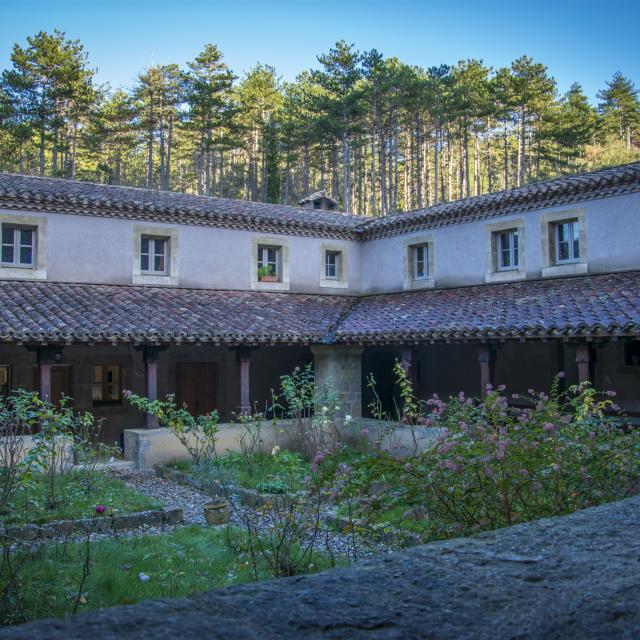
[175,363,217,416]
[50,366,73,406]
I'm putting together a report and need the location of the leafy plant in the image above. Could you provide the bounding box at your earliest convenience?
[316,376,640,543]
[125,393,219,464]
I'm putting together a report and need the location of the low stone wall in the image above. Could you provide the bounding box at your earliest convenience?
[1,508,184,542]
[5,495,639,639]
[159,466,303,508]
[124,419,442,470]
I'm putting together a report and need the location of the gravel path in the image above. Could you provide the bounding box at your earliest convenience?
[111,467,387,560]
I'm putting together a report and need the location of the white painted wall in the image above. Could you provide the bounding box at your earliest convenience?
[1,189,639,294]
[361,192,640,293]
[0,209,363,294]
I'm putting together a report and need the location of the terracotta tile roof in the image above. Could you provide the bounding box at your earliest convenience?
[335,271,640,343]
[0,281,355,345]
[361,162,640,239]
[1,272,639,345]
[1,163,640,240]
[0,173,364,240]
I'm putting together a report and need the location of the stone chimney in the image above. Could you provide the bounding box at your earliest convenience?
[298,190,339,212]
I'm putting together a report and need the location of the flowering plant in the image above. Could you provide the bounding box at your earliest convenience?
[315,376,640,542]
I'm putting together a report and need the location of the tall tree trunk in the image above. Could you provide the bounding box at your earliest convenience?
[303,143,310,195]
[341,111,350,213]
[517,104,526,187]
[164,113,173,191]
[433,123,440,205]
[70,122,78,180]
[474,134,481,196]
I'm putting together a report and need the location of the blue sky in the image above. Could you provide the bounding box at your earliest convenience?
[1,0,638,101]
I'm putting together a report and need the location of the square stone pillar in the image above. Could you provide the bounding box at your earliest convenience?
[311,346,363,418]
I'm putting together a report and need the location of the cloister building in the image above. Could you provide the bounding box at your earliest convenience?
[1,163,640,444]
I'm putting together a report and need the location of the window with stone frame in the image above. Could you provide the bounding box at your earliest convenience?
[141,236,169,274]
[495,228,519,271]
[553,219,580,264]
[0,366,9,398]
[257,245,282,281]
[324,250,343,280]
[92,365,122,404]
[411,243,430,280]
[1,224,36,267]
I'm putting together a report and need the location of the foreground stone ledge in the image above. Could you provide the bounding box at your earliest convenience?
[3,495,639,639]
[1,508,183,543]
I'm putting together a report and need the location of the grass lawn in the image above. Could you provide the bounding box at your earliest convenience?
[4,471,161,526]
[169,451,312,494]
[4,525,338,624]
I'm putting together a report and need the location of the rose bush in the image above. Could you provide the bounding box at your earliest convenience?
[315,376,640,541]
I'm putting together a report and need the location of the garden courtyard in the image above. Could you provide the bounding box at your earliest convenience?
[0,363,639,627]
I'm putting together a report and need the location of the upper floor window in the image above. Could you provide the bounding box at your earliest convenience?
[92,364,122,405]
[257,245,281,282]
[554,219,580,264]
[325,250,343,280]
[496,228,519,271]
[0,366,9,398]
[411,244,430,280]
[1,225,35,267]
[141,236,168,274]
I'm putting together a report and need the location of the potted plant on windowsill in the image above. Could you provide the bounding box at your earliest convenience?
[258,266,278,282]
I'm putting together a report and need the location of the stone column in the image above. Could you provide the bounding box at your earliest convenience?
[311,345,363,418]
[236,347,253,415]
[143,347,160,429]
[478,345,495,396]
[575,344,592,384]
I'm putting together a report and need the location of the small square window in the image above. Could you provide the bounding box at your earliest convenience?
[554,219,580,264]
[92,364,122,404]
[1,225,36,267]
[325,250,342,279]
[257,245,281,281]
[411,244,429,280]
[0,366,9,398]
[141,236,168,274]
[495,228,519,271]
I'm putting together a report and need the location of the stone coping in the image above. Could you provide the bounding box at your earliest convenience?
[1,507,183,542]
[4,494,639,638]
[158,466,303,508]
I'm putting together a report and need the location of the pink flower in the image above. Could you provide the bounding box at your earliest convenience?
[404,463,412,472]
[95,505,106,514]
[606,390,617,397]
[557,371,565,379]
[361,428,370,436]
[542,422,555,432]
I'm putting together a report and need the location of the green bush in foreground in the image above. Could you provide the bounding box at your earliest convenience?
[316,376,640,541]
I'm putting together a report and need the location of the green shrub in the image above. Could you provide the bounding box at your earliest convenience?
[125,393,219,464]
[316,377,640,541]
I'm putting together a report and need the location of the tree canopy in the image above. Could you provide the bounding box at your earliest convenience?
[1,32,639,214]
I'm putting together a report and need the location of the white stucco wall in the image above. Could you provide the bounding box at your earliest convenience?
[1,189,639,295]
[361,192,640,293]
[0,209,363,294]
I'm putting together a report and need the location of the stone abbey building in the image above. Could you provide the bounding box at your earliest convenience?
[1,163,640,444]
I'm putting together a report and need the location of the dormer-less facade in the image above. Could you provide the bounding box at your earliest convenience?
[1,164,640,442]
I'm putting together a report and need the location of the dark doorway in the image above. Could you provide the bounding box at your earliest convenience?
[176,362,217,416]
